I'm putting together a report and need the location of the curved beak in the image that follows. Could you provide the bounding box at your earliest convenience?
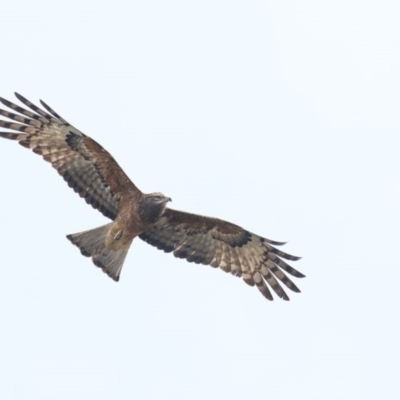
[159,196,171,204]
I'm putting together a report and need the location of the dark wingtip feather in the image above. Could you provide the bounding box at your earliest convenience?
[274,251,302,262]
[264,239,287,246]
[274,290,290,301]
[0,132,20,140]
[14,92,26,103]
[0,97,9,106]
[40,99,58,117]
[263,294,274,301]
[39,99,52,112]
[40,98,68,124]
[287,255,302,261]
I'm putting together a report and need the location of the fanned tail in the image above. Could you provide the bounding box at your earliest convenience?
[67,223,132,281]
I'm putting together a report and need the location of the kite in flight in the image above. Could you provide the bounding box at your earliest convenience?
[0,93,304,300]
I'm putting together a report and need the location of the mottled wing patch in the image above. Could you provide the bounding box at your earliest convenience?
[140,209,304,301]
[0,93,138,220]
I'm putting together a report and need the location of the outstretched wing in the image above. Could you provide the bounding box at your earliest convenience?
[0,93,141,220]
[140,209,304,301]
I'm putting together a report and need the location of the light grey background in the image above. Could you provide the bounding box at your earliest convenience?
[1,1,399,399]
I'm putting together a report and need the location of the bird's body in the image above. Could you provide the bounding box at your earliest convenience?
[0,93,304,301]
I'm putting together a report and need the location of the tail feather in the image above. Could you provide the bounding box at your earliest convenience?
[67,223,132,281]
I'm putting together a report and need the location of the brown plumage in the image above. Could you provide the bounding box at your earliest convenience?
[0,93,304,301]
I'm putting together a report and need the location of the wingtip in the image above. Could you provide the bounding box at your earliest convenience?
[14,92,26,103]
[265,239,287,246]
[279,292,290,301]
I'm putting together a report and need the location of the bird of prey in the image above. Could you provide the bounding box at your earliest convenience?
[0,93,304,301]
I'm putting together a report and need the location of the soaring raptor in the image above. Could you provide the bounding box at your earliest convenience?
[0,93,304,301]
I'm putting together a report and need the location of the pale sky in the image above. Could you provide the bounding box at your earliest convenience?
[1,1,399,399]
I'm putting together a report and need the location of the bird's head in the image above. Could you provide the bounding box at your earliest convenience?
[138,192,172,224]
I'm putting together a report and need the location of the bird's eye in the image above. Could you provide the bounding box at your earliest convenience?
[152,195,163,202]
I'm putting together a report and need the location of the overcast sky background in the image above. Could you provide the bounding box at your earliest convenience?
[1,1,399,399]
